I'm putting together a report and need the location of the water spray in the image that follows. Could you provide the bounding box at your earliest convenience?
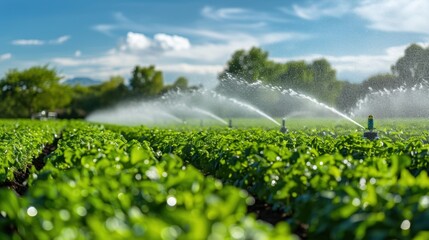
[191,107,228,125]
[351,81,429,118]
[363,115,379,140]
[224,76,364,129]
[280,118,287,133]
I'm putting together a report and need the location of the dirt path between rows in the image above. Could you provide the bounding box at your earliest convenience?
[0,134,61,195]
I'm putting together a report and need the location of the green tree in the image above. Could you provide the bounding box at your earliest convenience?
[172,76,189,90]
[130,65,164,97]
[310,59,342,104]
[0,66,71,118]
[161,76,197,94]
[336,81,365,111]
[311,59,336,85]
[217,47,290,102]
[96,76,129,107]
[276,61,313,91]
[361,73,399,91]
[392,44,429,86]
[66,85,92,118]
[218,47,345,109]
[66,76,129,118]
[275,59,342,105]
[218,47,271,83]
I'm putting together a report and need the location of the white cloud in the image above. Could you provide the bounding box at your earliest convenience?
[51,52,223,87]
[92,12,147,36]
[51,34,224,83]
[287,0,429,33]
[229,22,268,29]
[202,6,248,21]
[160,63,223,74]
[154,34,191,51]
[160,34,257,62]
[123,32,191,52]
[202,6,287,23]
[180,29,239,41]
[75,50,82,57]
[93,24,117,35]
[51,30,306,87]
[259,33,310,44]
[0,53,12,61]
[52,51,142,67]
[163,30,308,62]
[12,39,44,46]
[287,0,352,20]
[50,35,70,44]
[354,0,429,34]
[52,51,223,75]
[12,35,70,46]
[125,32,152,50]
[71,67,132,81]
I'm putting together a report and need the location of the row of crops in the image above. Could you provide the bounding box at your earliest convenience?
[0,121,64,187]
[114,125,429,239]
[0,121,292,239]
[1,120,429,239]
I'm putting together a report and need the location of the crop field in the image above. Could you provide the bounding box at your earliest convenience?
[1,119,429,239]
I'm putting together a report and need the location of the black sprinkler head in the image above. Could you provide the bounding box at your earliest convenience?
[280,119,287,133]
[363,131,379,140]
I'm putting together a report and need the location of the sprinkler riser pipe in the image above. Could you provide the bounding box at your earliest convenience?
[368,115,374,131]
[280,119,288,133]
[363,115,378,140]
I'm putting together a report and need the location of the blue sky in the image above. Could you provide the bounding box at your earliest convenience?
[1,0,428,88]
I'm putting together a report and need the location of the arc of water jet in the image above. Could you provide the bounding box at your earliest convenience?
[191,107,228,125]
[208,91,280,126]
[165,103,227,125]
[221,75,365,129]
[283,89,365,129]
[230,77,364,129]
[157,111,183,123]
[226,97,280,126]
[169,88,280,126]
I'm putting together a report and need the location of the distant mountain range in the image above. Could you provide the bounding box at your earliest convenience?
[63,77,101,86]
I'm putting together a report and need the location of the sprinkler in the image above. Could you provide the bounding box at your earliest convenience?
[363,115,379,140]
[228,119,232,128]
[280,118,288,133]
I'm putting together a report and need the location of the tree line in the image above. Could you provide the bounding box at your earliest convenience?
[217,44,429,113]
[0,43,428,118]
[0,65,193,118]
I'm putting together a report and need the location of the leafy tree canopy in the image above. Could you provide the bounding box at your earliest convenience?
[130,65,164,97]
[173,76,189,90]
[392,43,429,86]
[218,47,342,105]
[0,66,71,118]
